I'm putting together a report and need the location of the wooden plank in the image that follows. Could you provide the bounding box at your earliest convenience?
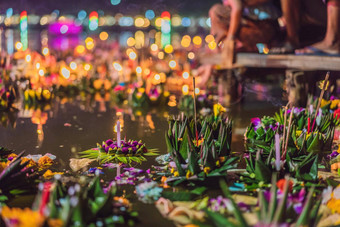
[199,52,340,71]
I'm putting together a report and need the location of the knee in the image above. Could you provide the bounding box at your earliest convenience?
[209,4,224,18]
[209,4,231,26]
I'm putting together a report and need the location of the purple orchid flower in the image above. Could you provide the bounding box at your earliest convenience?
[251,118,261,131]
[328,151,340,159]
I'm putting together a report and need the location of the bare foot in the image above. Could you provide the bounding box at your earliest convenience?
[295,40,340,55]
[269,42,296,54]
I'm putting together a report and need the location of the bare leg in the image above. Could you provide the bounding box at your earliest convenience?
[269,0,301,53]
[296,0,340,54]
[282,0,301,48]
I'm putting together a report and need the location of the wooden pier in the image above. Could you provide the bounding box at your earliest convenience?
[200,52,340,71]
[199,41,340,107]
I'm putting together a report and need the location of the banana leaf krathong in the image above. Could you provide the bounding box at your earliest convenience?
[24,88,53,105]
[194,177,321,227]
[32,177,138,226]
[0,108,18,128]
[131,87,150,107]
[148,85,169,106]
[113,84,127,104]
[244,107,339,183]
[164,113,238,185]
[0,86,16,111]
[79,139,159,166]
[0,151,42,199]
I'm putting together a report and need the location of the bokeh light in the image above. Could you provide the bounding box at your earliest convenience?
[145,10,155,20]
[169,60,176,69]
[182,85,189,95]
[111,0,121,5]
[99,31,109,41]
[164,44,173,54]
[182,72,189,79]
[70,61,77,70]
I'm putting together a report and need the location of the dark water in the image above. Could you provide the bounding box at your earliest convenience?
[0,79,283,161]
[0,28,286,225]
[0,80,283,225]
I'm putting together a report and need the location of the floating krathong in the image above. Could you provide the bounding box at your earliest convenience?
[80,139,158,165]
[160,105,238,185]
[2,177,138,227]
[243,104,339,185]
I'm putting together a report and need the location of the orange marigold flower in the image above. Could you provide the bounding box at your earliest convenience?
[7,153,18,160]
[21,157,36,168]
[276,179,293,192]
[43,169,64,179]
[0,162,8,172]
[327,197,340,214]
[38,156,53,167]
[1,206,45,227]
[48,219,64,227]
[114,196,130,207]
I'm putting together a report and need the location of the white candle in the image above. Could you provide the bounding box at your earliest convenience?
[275,133,280,171]
[117,164,121,178]
[117,120,121,147]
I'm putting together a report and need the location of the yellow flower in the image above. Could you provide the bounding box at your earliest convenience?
[296,130,302,137]
[203,167,211,174]
[43,169,64,179]
[21,157,36,168]
[173,171,179,177]
[1,206,45,227]
[104,80,112,90]
[0,162,8,172]
[42,90,51,100]
[318,80,329,91]
[320,99,331,108]
[114,196,131,207]
[38,156,53,167]
[186,170,193,179]
[28,90,35,99]
[48,219,64,227]
[36,89,42,101]
[331,99,340,109]
[170,168,175,174]
[138,88,145,93]
[213,103,226,118]
[215,160,220,167]
[327,197,340,213]
[193,138,204,147]
[93,79,103,90]
[24,90,29,100]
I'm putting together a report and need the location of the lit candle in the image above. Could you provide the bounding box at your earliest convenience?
[117,120,121,147]
[116,163,121,179]
[275,133,280,171]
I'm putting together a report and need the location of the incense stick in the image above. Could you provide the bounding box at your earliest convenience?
[193,77,198,146]
[281,105,288,152]
[311,72,330,131]
[282,107,294,160]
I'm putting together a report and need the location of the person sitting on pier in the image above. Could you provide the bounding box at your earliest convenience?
[198,0,281,88]
[209,0,281,51]
[271,0,340,55]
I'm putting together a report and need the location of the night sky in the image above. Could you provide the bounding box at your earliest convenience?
[0,0,220,16]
